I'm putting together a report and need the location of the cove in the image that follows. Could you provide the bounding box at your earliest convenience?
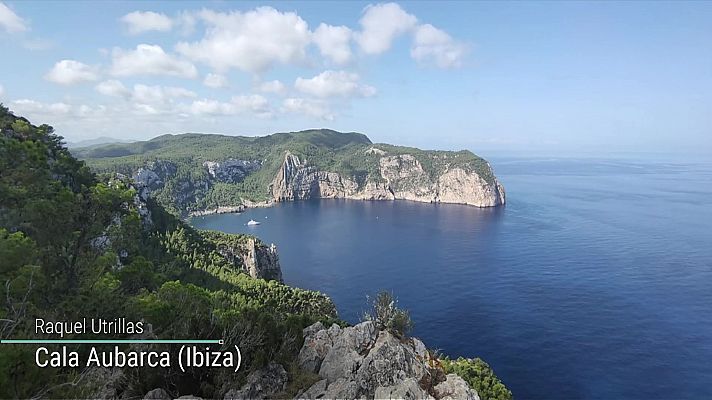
[191,157,712,400]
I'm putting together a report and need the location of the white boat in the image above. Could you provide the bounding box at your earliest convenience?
[247,219,260,226]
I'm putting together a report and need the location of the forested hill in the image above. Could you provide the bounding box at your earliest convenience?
[0,105,337,398]
[1,105,510,399]
[74,129,504,216]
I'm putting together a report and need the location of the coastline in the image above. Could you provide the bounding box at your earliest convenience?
[187,199,276,218]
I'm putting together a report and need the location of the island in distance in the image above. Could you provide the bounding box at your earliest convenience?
[73,129,506,217]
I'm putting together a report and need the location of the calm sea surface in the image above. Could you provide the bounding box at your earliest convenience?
[191,157,712,399]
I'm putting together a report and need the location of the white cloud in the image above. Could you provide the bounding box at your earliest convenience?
[10,99,99,117]
[313,23,353,65]
[356,3,417,55]
[95,80,130,97]
[295,70,376,98]
[0,2,27,33]
[95,81,197,117]
[120,11,173,35]
[176,7,311,74]
[45,60,100,85]
[203,73,228,88]
[110,44,197,78]
[0,84,4,98]
[189,94,271,117]
[282,98,334,120]
[258,80,286,95]
[411,24,467,68]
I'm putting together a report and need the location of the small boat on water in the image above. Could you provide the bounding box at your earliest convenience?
[247,219,260,226]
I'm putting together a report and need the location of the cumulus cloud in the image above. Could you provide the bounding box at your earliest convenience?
[95,80,130,98]
[313,23,353,65]
[132,84,196,105]
[189,94,271,117]
[411,24,467,68]
[258,80,286,95]
[121,11,173,35]
[282,98,334,120]
[295,70,375,98]
[203,73,228,88]
[95,80,197,116]
[0,2,27,33]
[45,60,100,85]
[355,3,417,55]
[0,84,4,98]
[176,7,311,74]
[110,44,197,78]
[10,99,101,117]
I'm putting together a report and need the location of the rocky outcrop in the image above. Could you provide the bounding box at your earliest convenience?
[271,151,505,208]
[215,237,282,282]
[296,321,480,400]
[132,160,177,190]
[203,159,261,183]
[143,388,171,399]
[271,152,359,201]
[241,238,282,282]
[224,362,288,400]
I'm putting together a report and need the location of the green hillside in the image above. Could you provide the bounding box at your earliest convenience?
[0,106,337,398]
[75,129,495,215]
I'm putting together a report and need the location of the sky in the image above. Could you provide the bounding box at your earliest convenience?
[0,1,710,156]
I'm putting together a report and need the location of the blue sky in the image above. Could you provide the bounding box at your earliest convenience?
[0,1,710,156]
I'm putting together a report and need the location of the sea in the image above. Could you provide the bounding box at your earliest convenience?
[191,157,712,399]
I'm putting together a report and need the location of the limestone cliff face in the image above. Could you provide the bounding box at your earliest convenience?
[270,152,357,201]
[241,238,283,282]
[203,159,261,183]
[270,151,505,207]
[215,237,283,282]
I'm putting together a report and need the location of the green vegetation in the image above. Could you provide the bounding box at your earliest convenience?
[73,128,496,216]
[1,105,510,398]
[362,291,414,338]
[441,357,513,400]
[0,105,337,398]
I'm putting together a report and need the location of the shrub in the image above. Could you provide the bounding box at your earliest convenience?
[362,291,413,338]
[441,356,513,400]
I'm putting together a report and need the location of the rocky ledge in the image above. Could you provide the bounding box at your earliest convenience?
[218,321,480,400]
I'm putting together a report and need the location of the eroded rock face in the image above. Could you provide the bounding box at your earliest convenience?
[271,151,505,208]
[203,159,261,184]
[271,152,359,201]
[216,237,283,282]
[132,160,177,190]
[374,377,434,400]
[224,362,288,400]
[143,388,171,399]
[297,321,479,400]
[433,374,481,400]
[241,238,282,282]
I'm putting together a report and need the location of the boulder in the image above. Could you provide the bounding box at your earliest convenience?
[433,374,480,400]
[296,379,327,399]
[224,362,288,399]
[143,388,171,399]
[299,324,336,373]
[355,330,430,395]
[374,377,434,400]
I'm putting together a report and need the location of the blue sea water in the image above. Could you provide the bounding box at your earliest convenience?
[191,157,712,399]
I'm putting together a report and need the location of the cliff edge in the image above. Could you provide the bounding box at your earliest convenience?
[271,150,505,208]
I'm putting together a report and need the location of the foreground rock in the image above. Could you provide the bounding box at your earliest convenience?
[296,321,480,400]
[224,362,288,399]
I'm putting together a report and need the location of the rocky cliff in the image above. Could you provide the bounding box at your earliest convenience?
[220,321,480,400]
[78,130,506,216]
[270,150,505,207]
